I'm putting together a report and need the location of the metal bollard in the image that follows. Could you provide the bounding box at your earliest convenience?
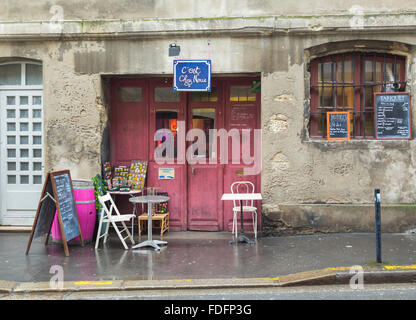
[374,189,382,263]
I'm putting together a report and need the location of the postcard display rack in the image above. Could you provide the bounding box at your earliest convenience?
[104,160,148,192]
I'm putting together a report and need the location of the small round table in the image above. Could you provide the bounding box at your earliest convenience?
[129,195,170,251]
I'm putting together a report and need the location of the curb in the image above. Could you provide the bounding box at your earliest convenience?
[1,266,416,295]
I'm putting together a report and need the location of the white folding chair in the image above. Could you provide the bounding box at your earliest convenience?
[95,193,136,250]
[231,181,258,239]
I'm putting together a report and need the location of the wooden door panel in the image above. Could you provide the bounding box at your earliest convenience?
[147,163,186,231]
[187,164,221,231]
[110,79,148,163]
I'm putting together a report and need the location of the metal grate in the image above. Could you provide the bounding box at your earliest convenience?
[310,53,406,138]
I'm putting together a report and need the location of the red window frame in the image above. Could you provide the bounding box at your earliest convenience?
[309,52,406,139]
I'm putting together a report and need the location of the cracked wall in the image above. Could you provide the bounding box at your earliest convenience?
[1,13,416,231]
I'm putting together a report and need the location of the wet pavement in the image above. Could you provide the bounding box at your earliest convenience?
[2,231,416,283]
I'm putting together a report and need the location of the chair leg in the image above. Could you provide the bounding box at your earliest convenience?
[252,211,257,239]
[121,221,135,245]
[95,209,104,249]
[103,218,110,244]
[233,212,238,238]
[112,221,129,250]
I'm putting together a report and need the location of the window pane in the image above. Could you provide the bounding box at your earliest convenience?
[365,60,373,82]
[118,87,142,102]
[33,175,42,184]
[20,96,28,105]
[7,136,16,144]
[396,63,401,82]
[20,136,29,144]
[316,113,326,136]
[20,123,29,131]
[192,87,218,102]
[365,111,374,137]
[33,96,42,105]
[7,175,16,184]
[319,87,334,108]
[155,109,178,158]
[154,87,180,103]
[25,64,42,85]
[365,85,383,109]
[0,64,21,85]
[365,60,381,82]
[336,87,353,108]
[7,96,15,105]
[7,149,16,157]
[7,109,15,118]
[336,60,353,83]
[20,175,29,184]
[318,62,333,82]
[33,149,42,158]
[33,162,42,171]
[20,109,28,118]
[230,86,256,102]
[33,123,42,131]
[191,108,216,158]
[7,123,16,131]
[33,109,42,118]
[20,162,29,171]
[7,162,16,171]
[20,149,29,158]
[33,136,42,144]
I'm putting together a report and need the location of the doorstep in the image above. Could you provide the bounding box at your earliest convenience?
[0,226,31,232]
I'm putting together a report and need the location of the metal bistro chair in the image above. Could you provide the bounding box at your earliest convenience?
[95,193,136,250]
[231,181,258,239]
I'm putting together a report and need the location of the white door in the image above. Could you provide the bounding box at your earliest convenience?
[0,91,44,225]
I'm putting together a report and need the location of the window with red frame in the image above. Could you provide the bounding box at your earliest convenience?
[309,53,406,139]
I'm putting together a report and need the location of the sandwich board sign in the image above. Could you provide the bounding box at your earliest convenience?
[26,170,84,257]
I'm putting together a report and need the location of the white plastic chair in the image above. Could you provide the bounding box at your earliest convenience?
[231,181,258,239]
[95,193,136,250]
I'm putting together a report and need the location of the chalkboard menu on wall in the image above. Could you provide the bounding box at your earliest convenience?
[327,112,350,140]
[26,170,83,257]
[375,92,412,140]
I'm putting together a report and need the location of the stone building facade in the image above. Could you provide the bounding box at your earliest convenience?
[1,1,416,233]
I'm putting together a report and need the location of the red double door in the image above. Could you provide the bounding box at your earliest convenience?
[110,77,261,232]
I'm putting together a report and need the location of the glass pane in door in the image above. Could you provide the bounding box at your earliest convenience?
[155,109,178,158]
[191,108,215,158]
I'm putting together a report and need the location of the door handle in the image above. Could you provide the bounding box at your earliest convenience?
[192,167,195,176]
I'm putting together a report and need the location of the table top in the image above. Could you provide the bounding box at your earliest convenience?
[108,190,142,195]
[221,193,262,201]
[129,195,170,203]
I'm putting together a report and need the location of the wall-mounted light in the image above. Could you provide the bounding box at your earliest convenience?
[169,43,180,57]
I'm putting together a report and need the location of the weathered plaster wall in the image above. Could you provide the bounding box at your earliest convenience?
[0,41,106,180]
[261,36,416,233]
[1,0,416,21]
[2,4,416,230]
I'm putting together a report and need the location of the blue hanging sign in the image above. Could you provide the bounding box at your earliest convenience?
[173,60,211,92]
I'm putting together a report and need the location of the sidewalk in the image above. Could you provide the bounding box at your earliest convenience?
[1,231,416,294]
